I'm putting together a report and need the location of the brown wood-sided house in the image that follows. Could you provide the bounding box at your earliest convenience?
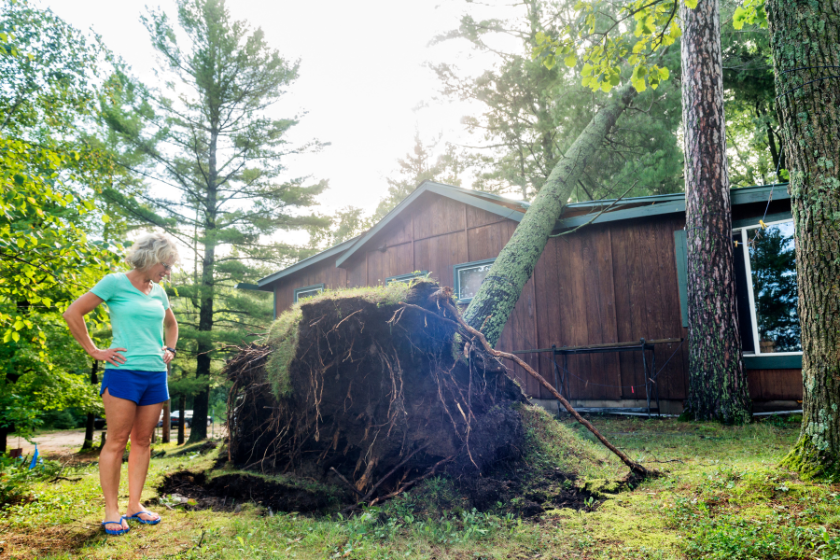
[247,181,802,414]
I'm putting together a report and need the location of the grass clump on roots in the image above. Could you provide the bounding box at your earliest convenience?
[264,280,422,399]
[520,404,623,481]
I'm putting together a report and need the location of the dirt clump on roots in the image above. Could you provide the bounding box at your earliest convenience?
[221,279,625,513]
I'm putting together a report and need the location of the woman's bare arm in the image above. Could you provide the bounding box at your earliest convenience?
[163,308,179,365]
[62,292,127,367]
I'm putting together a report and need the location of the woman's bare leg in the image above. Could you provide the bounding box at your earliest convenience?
[126,402,163,521]
[100,389,136,531]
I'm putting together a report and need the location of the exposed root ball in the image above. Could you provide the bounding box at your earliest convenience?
[226,280,526,500]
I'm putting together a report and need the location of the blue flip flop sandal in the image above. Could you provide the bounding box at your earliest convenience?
[101,518,130,536]
[125,510,161,525]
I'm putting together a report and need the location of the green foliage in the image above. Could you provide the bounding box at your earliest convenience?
[732,0,768,30]
[0,454,62,507]
[435,0,684,201]
[532,0,682,93]
[0,1,136,444]
[39,409,84,430]
[0,0,125,345]
[1,316,101,440]
[533,0,766,95]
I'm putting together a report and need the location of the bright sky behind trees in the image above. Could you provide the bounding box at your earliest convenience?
[46,0,516,214]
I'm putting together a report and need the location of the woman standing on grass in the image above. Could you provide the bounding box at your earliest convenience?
[63,232,179,536]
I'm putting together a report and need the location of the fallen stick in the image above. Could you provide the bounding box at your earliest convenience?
[399,299,654,478]
[361,444,429,503]
[330,467,364,498]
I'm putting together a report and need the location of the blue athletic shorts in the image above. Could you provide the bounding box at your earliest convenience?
[100,369,169,406]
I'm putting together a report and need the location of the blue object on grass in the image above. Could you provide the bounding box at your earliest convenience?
[29,445,39,469]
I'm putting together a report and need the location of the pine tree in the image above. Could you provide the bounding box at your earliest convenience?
[680,0,750,423]
[108,0,328,440]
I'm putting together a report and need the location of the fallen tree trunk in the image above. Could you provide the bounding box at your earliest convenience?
[463,82,637,346]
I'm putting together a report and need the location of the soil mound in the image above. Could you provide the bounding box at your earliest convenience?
[226,280,526,500]
[157,471,338,513]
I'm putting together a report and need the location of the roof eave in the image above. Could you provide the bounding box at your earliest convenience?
[333,181,529,268]
[554,183,789,231]
[255,236,360,288]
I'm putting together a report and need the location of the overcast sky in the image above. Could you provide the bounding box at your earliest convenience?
[45,0,509,216]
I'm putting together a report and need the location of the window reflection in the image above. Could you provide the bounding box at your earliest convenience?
[748,222,800,353]
[458,263,493,300]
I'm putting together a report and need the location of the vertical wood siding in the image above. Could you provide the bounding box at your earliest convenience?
[270,192,801,402]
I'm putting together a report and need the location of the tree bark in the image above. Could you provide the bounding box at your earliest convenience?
[178,395,186,445]
[162,398,171,444]
[680,0,751,424]
[82,360,99,451]
[463,83,637,344]
[189,125,219,443]
[768,0,840,478]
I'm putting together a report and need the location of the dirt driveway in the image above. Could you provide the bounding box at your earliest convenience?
[17,429,90,455]
[16,425,224,456]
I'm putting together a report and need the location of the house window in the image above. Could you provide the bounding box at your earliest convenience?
[736,219,800,354]
[294,283,324,302]
[453,258,495,303]
[386,271,429,285]
[674,217,801,366]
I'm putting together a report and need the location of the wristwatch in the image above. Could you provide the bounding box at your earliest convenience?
[165,347,177,356]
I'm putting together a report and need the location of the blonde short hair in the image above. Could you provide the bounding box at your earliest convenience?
[126,232,180,271]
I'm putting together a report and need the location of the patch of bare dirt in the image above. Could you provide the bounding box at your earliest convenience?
[155,471,341,513]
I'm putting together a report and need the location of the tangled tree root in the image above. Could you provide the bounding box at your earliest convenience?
[227,281,527,504]
[226,280,651,509]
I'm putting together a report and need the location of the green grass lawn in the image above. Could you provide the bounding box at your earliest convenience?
[4,414,839,560]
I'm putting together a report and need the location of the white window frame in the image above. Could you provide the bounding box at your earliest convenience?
[734,218,801,357]
[453,258,496,303]
[294,283,324,303]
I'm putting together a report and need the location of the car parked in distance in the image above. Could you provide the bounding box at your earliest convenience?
[163,410,212,428]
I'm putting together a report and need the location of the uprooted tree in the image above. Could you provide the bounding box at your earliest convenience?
[225,279,650,509]
[222,72,653,507]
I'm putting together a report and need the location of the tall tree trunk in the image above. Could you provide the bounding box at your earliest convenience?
[679,0,751,424]
[1,369,22,454]
[81,360,99,451]
[463,83,636,343]
[191,227,215,442]
[189,126,219,443]
[178,396,186,445]
[769,0,840,478]
[162,399,171,444]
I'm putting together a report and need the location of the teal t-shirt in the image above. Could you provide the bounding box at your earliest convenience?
[90,273,170,371]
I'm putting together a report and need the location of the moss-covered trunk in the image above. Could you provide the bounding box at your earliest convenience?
[768,0,840,477]
[463,84,636,345]
[680,0,751,424]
